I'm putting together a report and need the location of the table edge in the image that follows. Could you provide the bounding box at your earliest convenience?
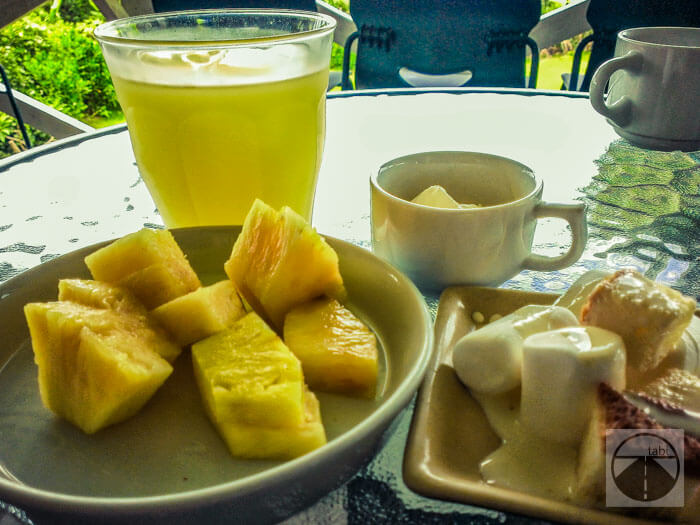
[0,88,589,172]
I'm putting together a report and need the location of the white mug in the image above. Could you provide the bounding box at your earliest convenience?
[370,151,588,291]
[590,26,700,151]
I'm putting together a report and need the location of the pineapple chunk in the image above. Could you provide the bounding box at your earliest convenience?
[224,199,345,330]
[284,298,379,398]
[24,301,173,434]
[58,279,181,362]
[192,312,305,428]
[58,278,146,315]
[84,228,200,309]
[151,280,245,346]
[216,388,326,460]
[117,264,198,310]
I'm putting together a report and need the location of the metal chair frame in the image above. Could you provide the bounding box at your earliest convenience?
[0,63,31,149]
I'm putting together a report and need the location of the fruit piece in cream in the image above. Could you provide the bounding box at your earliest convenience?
[410,185,481,209]
[452,305,578,395]
[581,269,696,383]
[644,367,700,409]
[520,326,626,445]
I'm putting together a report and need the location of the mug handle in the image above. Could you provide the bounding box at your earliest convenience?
[589,50,644,127]
[522,202,588,272]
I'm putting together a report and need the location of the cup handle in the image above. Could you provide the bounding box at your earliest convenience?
[589,50,643,127]
[522,202,588,272]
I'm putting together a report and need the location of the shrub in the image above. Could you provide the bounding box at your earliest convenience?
[325,0,349,12]
[0,0,118,157]
[0,113,50,154]
[0,6,117,119]
[56,0,103,23]
[542,1,564,15]
[326,0,351,79]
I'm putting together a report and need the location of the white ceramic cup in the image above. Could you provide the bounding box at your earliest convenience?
[370,151,588,291]
[590,26,700,151]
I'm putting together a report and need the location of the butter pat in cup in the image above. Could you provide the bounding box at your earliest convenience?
[369,151,588,290]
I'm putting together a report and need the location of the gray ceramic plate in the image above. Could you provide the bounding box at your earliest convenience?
[404,286,699,525]
[0,226,433,524]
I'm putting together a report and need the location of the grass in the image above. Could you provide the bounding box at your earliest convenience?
[83,110,124,128]
[532,52,590,90]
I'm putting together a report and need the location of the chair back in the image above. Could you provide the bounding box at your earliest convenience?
[570,0,700,91]
[152,0,317,12]
[344,0,541,90]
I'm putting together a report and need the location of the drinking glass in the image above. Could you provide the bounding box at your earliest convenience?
[95,10,336,227]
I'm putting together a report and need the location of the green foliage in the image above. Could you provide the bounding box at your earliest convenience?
[330,43,344,70]
[326,0,352,80]
[57,0,103,22]
[324,0,349,13]
[542,1,564,15]
[0,5,117,119]
[0,0,119,157]
[0,113,50,154]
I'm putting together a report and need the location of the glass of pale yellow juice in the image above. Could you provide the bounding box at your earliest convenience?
[95,10,336,227]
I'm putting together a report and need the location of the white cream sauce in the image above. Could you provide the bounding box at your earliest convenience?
[474,389,577,501]
[459,270,700,503]
[519,327,626,445]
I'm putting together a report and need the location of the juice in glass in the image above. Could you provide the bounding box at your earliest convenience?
[95,11,336,227]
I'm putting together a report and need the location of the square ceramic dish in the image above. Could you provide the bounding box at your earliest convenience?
[403,286,699,525]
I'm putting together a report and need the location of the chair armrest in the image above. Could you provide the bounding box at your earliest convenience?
[568,33,594,91]
[341,31,359,90]
[524,36,539,89]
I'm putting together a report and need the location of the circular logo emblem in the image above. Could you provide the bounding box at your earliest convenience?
[611,432,681,502]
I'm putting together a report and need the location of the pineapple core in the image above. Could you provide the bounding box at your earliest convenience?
[24,301,173,434]
[225,199,345,331]
[84,228,200,309]
[284,298,379,398]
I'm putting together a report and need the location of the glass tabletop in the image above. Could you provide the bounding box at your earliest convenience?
[1,88,699,524]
